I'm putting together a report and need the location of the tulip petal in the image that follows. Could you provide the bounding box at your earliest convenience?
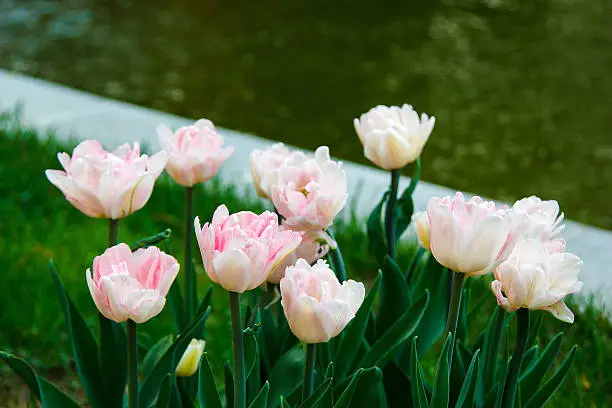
[543,300,574,323]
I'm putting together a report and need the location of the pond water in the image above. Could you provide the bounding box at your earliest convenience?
[1,0,611,229]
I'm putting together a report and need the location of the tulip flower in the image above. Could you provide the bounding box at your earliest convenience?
[412,211,430,251]
[250,142,292,198]
[194,205,302,293]
[280,259,365,343]
[267,229,334,284]
[427,192,518,276]
[492,239,582,323]
[512,195,565,240]
[86,243,179,323]
[353,104,435,170]
[271,146,348,230]
[157,119,233,187]
[46,140,167,219]
[176,339,206,377]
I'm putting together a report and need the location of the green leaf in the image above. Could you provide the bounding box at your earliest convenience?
[249,382,270,408]
[367,191,389,266]
[281,396,293,408]
[333,369,364,408]
[140,306,211,408]
[455,350,480,408]
[410,338,429,408]
[130,228,171,250]
[269,346,306,408]
[39,377,81,408]
[98,315,127,408]
[335,272,381,379]
[198,353,222,408]
[519,332,564,402]
[299,378,332,408]
[49,262,107,408]
[521,345,539,372]
[344,366,384,408]
[377,256,412,336]
[155,374,172,408]
[196,286,214,337]
[430,334,452,408]
[142,335,174,379]
[382,362,411,408]
[0,351,41,398]
[395,158,420,239]
[245,326,260,380]
[356,291,429,370]
[168,280,186,331]
[523,346,577,408]
[411,255,448,357]
[225,362,235,408]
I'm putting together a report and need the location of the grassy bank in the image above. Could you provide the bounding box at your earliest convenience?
[0,118,609,407]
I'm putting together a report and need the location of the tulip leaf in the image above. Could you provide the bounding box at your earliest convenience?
[268,346,306,408]
[367,191,389,266]
[140,306,211,408]
[356,291,429,370]
[521,345,540,373]
[519,332,564,402]
[344,366,384,408]
[430,334,453,408]
[333,368,364,408]
[225,362,235,408]
[49,262,107,408]
[155,374,172,408]
[168,278,186,331]
[410,255,449,357]
[281,396,293,408]
[198,353,222,408]
[196,286,214,338]
[523,346,577,408]
[143,335,174,379]
[0,352,80,408]
[377,256,412,336]
[299,378,333,408]
[335,271,381,379]
[455,350,480,408]
[382,362,411,408]
[249,382,270,408]
[245,325,260,381]
[395,158,421,239]
[410,337,429,408]
[98,314,128,408]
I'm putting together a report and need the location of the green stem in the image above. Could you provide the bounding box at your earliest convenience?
[385,169,400,259]
[445,272,465,360]
[108,219,120,247]
[486,307,506,389]
[303,344,316,400]
[184,186,195,323]
[502,308,530,408]
[127,320,139,408]
[326,229,347,282]
[229,292,246,408]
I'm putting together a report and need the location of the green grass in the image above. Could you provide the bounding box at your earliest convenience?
[0,117,610,407]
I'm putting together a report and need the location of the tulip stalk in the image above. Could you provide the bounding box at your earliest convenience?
[384,169,400,259]
[127,319,139,408]
[184,186,195,323]
[229,291,246,408]
[445,272,465,360]
[109,219,119,247]
[326,229,347,283]
[502,308,530,408]
[303,344,316,400]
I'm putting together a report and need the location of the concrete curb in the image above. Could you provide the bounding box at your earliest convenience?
[1,68,610,312]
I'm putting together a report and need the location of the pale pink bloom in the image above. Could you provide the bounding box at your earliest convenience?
[45,140,167,219]
[267,229,334,284]
[353,104,435,170]
[157,119,233,187]
[271,146,347,230]
[427,192,518,276]
[412,211,430,251]
[280,259,365,343]
[86,243,179,323]
[512,195,565,240]
[194,205,302,293]
[250,143,292,198]
[492,239,582,323]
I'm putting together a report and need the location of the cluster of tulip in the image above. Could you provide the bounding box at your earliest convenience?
[0,104,582,408]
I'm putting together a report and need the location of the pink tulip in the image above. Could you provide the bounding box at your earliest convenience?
[427,192,518,276]
[250,143,292,198]
[271,146,347,230]
[46,140,167,219]
[280,259,365,343]
[492,239,582,323]
[158,119,233,187]
[267,229,334,284]
[194,205,302,293]
[86,243,179,323]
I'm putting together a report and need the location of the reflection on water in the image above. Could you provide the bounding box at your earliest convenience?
[1,0,611,228]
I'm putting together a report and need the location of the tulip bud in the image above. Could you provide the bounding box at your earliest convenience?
[412,211,430,251]
[353,104,435,170]
[280,259,365,343]
[175,339,206,377]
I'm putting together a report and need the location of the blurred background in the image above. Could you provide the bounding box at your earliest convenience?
[1,0,611,229]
